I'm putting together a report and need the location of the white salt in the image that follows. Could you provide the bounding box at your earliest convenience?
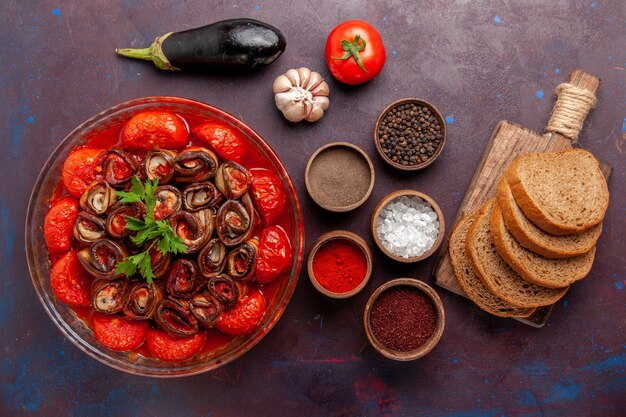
[376,195,440,258]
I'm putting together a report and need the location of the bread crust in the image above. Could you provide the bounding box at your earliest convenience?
[490,201,595,288]
[465,200,567,308]
[449,209,535,318]
[505,149,608,236]
[497,178,601,258]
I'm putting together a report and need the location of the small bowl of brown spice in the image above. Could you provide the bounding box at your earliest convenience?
[305,142,375,212]
[364,278,445,360]
[374,98,446,170]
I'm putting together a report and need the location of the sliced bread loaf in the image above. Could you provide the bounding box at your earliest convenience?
[505,149,609,235]
[490,201,596,288]
[449,209,536,318]
[497,178,602,258]
[465,200,568,308]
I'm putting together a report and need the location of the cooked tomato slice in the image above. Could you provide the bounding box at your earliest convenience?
[122,110,189,151]
[61,148,105,197]
[192,121,247,163]
[250,169,287,225]
[93,313,149,351]
[256,226,292,285]
[50,251,92,307]
[216,290,266,336]
[145,329,206,362]
[44,196,79,253]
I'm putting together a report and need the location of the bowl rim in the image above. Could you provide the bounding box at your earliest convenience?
[25,96,304,377]
[374,98,446,171]
[306,230,372,299]
[363,278,445,360]
[370,189,446,263]
[304,141,375,212]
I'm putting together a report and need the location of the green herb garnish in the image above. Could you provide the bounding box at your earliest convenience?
[115,176,187,283]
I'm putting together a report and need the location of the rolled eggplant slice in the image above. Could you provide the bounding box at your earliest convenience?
[103,149,138,186]
[91,278,130,314]
[182,182,223,212]
[153,185,182,220]
[197,238,227,277]
[207,274,239,310]
[189,292,223,328]
[169,209,214,253]
[123,281,164,320]
[80,180,117,215]
[77,239,127,280]
[166,259,203,299]
[155,298,199,337]
[173,146,218,183]
[106,203,146,239]
[145,149,177,184]
[214,161,251,199]
[74,212,107,245]
[147,240,171,279]
[216,195,253,246]
[226,238,259,282]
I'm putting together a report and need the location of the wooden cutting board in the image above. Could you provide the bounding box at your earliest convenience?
[433,70,612,328]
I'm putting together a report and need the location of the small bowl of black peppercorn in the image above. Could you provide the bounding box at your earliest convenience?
[374,98,446,170]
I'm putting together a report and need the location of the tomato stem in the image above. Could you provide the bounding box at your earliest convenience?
[333,34,369,73]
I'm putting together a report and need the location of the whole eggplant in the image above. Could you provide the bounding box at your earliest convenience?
[116,19,286,72]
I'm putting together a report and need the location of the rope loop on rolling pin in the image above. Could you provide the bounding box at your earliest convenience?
[546,83,597,141]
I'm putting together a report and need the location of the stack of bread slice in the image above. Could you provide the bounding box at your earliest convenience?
[449,149,609,317]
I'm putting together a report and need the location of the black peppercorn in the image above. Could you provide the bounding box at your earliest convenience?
[378,101,444,167]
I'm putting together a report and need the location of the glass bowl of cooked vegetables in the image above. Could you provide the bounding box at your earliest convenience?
[25,96,304,377]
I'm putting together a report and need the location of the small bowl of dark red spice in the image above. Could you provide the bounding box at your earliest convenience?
[305,142,375,212]
[307,230,372,298]
[371,190,445,263]
[374,98,446,170]
[364,278,445,360]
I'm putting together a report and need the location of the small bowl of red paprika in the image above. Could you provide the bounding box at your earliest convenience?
[307,231,372,298]
[364,278,445,360]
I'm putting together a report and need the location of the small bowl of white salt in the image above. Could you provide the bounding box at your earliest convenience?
[370,190,445,263]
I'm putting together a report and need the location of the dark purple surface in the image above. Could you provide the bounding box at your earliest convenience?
[1,1,624,416]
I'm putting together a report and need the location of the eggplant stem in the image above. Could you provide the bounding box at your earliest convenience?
[115,32,178,71]
[116,47,154,61]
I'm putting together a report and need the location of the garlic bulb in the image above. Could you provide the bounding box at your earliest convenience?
[273,67,330,122]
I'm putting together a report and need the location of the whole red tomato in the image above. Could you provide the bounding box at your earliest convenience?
[122,110,189,152]
[44,196,79,253]
[192,121,247,163]
[216,290,266,336]
[250,168,287,225]
[256,225,292,285]
[62,148,105,197]
[325,20,386,85]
